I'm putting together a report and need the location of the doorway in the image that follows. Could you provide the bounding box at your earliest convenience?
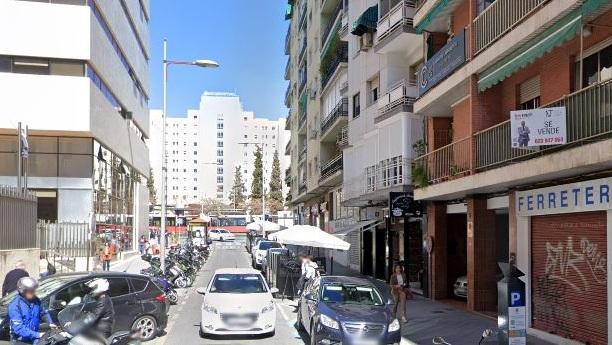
[361,229,373,276]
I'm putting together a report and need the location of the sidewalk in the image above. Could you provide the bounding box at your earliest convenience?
[400,297,555,345]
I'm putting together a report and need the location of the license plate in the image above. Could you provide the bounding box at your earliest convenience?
[227,317,252,324]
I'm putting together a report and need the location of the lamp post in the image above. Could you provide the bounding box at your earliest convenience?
[238,141,265,223]
[161,38,218,271]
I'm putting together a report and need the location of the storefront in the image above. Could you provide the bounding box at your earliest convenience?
[516,177,611,345]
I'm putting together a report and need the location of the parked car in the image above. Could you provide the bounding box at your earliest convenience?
[250,237,264,257]
[297,276,401,345]
[197,268,278,336]
[208,228,235,241]
[453,275,468,298]
[0,272,169,341]
[252,241,283,269]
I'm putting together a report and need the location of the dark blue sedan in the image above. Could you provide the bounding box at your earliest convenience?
[297,276,401,345]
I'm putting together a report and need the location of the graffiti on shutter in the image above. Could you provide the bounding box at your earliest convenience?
[532,212,607,345]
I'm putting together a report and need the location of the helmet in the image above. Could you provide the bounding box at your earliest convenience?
[17,277,38,294]
[86,278,110,295]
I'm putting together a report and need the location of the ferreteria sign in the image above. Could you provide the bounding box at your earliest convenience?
[516,177,612,216]
[418,29,466,96]
[510,106,566,148]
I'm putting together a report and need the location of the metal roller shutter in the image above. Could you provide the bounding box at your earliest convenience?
[531,212,607,345]
[348,231,360,267]
[519,75,540,104]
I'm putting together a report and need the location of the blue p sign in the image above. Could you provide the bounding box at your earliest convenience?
[510,291,523,307]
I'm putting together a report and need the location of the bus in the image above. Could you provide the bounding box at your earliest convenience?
[210,214,250,234]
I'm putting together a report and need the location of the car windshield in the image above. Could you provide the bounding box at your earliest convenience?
[0,277,74,307]
[209,274,267,294]
[259,242,281,250]
[321,284,384,306]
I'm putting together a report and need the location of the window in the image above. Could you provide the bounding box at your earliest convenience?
[217,176,224,183]
[194,187,198,191]
[217,132,223,138]
[54,281,90,306]
[217,167,223,174]
[194,169,198,172]
[217,141,224,148]
[217,185,224,193]
[367,76,380,106]
[193,160,197,164]
[244,116,247,120]
[352,93,361,118]
[519,76,540,110]
[244,135,248,138]
[107,278,130,297]
[193,151,197,155]
[130,278,148,292]
[217,149,223,156]
[576,44,612,89]
[12,57,49,75]
[193,142,197,146]
[217,123,224,129]
[217,158,223,165]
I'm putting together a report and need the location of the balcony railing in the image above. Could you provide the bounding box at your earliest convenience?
[321,1,343,49]
[376,79,417,122]
[413,79,612,187]
[299,180,307,194]
[321,98,349,135]
[321,42,349,90]
[345,157,411,201]
[285,140,291,155]
[285,24,291,54]
[337,125,349,148]
[414,0,427,11]
[320,153,343,180]
[298,103,307,128]
[298,0,307,28]
[377,1,415,43]
[299,146,307,161]
[474,0,548,54]
[285,84,292,106]
[285,59,291,80]
[285,113,292,130]
[339,10,349,37]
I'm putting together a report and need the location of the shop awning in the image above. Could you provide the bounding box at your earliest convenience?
[478,0,605,91]
[333,219,382,237]
[351,5,378,36]
[415,0,451,34]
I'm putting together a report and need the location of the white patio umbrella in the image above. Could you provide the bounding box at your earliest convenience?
[246,220,282,233]
[269,225,350,250]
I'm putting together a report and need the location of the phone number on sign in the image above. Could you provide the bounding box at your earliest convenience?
[534,137,564,144]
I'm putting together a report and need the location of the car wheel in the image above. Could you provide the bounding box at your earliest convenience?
[309,322,318,345]
[132,315,157,341]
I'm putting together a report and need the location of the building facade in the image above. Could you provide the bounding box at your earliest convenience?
[149,92,290,206]
[412,0,612,344]
[0,0,151,251]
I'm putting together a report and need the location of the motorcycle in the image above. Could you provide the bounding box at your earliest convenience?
[432,329,495,345]
[38,302,138,345]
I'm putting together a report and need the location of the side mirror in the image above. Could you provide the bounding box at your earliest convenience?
[270,287,279,294]
[196,287,207,295]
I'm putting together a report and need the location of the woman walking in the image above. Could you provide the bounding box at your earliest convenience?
[390,264,408,323]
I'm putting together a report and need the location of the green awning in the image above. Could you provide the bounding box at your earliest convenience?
[415,0,451,34]
[285,3,293,20]
[478,0,605,91]
[351,5,378,36]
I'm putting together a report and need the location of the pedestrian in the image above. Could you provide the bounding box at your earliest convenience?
[390,264,408,323]
[101,243,112,271]
[8,277,55,344]
[2,261,29,297]
[138,235,147,255]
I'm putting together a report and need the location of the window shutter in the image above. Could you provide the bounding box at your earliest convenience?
[519,76,540,104]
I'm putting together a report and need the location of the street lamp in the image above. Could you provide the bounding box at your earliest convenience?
[239,141,266,223]
[161,38,219,271]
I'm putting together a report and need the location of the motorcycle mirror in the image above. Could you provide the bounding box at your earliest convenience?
[432,336,447,344]
[196,287,207,295]
[482,329,495,338]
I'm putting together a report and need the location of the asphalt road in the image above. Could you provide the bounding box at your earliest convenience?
[154,240,308,345]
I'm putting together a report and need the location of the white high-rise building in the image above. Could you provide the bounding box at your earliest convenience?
[150,92,290,206]
[0,0,151,250]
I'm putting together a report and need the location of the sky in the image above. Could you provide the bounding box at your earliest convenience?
[149,0,289,119]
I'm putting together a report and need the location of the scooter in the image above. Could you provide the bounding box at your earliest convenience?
[432,329,495,345]
[38,303,138,345]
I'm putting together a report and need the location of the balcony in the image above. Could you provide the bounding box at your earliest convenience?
[375,1,419,54]
[285,113,292,130]
[336,125,349,148]
[321,0,343,50]
[320,98,349,141]
[339,10,349,39]
[298,0,307,29]
[285,59,291,80]
[320,153,343,183]
[321,41,349,91]
[376,79,417,123]
[344,156,411,205]
[413,79,612,190]
[285,84,292,107]
[299,146,307,162]
[299,36,307,62]
[298,95,307,131]
[284,24,291,54]
[285,140,291,155]
[474,0,548,55]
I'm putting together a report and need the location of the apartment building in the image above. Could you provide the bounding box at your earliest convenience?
[0,0,151,251]
[285,0,348,231]
[412,0,612,343]
[149,92,290,206]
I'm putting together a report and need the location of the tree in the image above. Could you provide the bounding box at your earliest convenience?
[229,166,246,209]
[250,146,264,199]
[147,168,157,205]
[199,198,228,216]
[267,150,284,212]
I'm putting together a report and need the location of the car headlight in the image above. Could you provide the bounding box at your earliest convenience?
[261,301,275,314]
[202,303,218,314]
[319,314,339,329]
[388,318,400,332]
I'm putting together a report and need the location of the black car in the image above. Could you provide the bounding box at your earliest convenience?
[297,276,401,345]
[0,272,169,341]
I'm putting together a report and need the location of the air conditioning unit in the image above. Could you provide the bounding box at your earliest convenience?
[359,32,373,51]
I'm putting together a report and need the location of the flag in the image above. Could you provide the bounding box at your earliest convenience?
[19,128,29,158]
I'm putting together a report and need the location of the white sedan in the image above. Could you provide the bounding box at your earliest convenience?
[208,229,235,241]
[197,268,278,336]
